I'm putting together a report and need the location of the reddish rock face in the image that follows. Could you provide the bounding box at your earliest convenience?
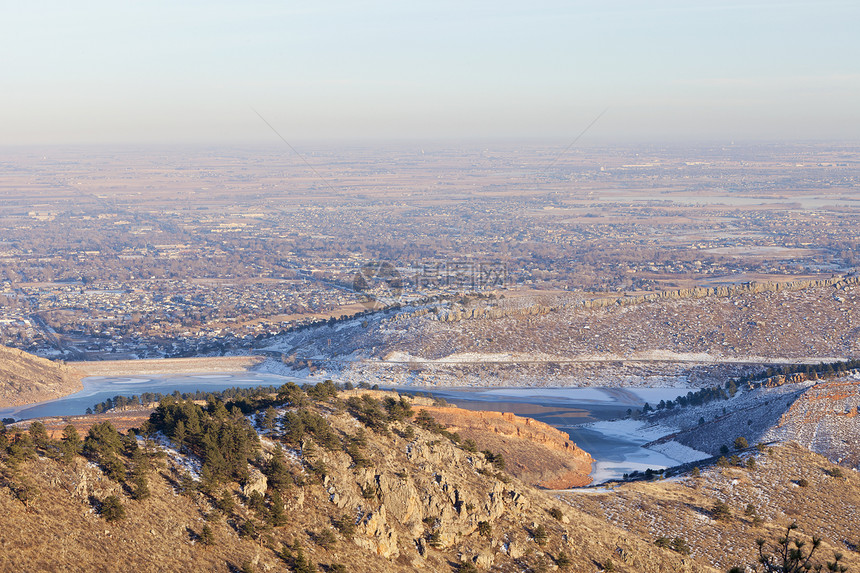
[416,405,594,488]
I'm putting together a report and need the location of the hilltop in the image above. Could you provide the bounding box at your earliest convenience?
[0,345,82,408]
[3,383,858,571]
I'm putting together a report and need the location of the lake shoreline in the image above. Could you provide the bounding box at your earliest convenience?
[1,370,699,483]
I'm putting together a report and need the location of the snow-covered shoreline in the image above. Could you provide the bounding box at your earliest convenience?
[577,418,710,483]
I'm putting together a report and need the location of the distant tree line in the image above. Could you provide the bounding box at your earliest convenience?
[87,385,280,415]
[643,359,860,416]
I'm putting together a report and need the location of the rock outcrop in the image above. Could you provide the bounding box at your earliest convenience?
[413,405,594,488]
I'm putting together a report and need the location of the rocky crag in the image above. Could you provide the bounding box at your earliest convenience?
[1,388,698,573]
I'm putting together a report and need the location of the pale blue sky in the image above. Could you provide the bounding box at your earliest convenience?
[1,1,857,144]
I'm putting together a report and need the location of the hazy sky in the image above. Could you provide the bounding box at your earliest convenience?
[2,1,858,144]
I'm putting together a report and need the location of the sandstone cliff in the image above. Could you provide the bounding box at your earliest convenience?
[416,405,594,488]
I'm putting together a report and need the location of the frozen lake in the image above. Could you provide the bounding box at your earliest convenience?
[0,372,304,420]
[1,375,696,482]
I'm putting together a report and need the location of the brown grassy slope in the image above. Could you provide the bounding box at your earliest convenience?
[564,443,860,573]
[417,405,594,488]
[0,456,275,573]
[265,280,860,386]
[284,281,860,362]
[14,409,154,439]
[0,345,82,408]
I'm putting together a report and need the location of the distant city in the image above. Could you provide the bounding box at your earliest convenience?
[0,141,857,360]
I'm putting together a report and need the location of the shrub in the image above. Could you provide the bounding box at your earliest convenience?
[217,489,235,514]
[477,521,492,538]
[100,495,126,522]
[556,552,571,568]
[711,499,731,521]
[428,530,443,548]
[131,472,150,500]
[828,467,845,479]
[670,537,691,555]
[734,436,749,450]
[200,524,214,546]
[238,519,258,540]
[10,480,37,508]
[548,507,563,521]
[333,515,356,539]
[797,478,809,487]
[314,528,337,549]
[656,536,690,555]
[533,524,548,546]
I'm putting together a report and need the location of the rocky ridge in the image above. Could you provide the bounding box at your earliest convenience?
[260,275,860,388]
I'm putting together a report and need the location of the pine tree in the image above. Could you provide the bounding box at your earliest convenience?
[200,524,214,546]
[100,495,126,522]
[28,421,51,450]
[269,490,287,527]
[60,425,82,461]
[729,522,848,573]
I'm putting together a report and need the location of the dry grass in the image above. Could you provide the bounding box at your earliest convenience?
[563,443,860,572]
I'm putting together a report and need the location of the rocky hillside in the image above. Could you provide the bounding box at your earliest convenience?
[763,376,860,468]
[0,345,82,408]
[259,275,860,387]
[3,383,858,572]
[0,386,697,573]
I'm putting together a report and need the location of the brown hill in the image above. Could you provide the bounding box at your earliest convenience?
[0,391,694,573]
[3,387,856,572]
[644,374,860,470]
[261,275,860,387]
[0,345,82,408]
